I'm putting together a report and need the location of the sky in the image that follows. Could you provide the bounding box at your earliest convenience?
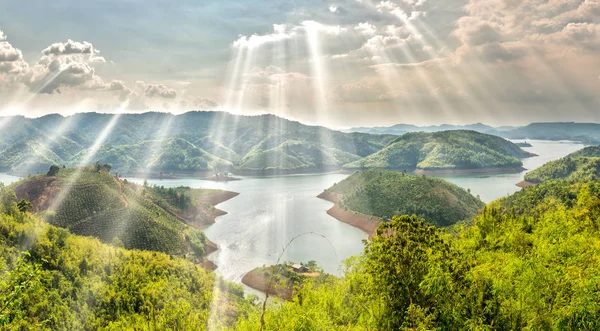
[0,0,598,128]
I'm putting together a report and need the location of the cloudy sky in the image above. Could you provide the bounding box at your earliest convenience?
[0,0,598,128]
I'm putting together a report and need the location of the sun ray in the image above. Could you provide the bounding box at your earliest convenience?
[47,102,128,213]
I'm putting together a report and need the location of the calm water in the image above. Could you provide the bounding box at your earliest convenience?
[0,140,585,285]
[127,173,366,282]
[436,140,585,202]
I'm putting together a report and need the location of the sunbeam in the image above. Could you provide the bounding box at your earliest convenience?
[47,102,127,214]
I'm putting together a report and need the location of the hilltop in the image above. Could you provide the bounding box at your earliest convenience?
[0,112,395,176]
[10,165,238,265]
[318,168,484,235]
[343,130,532,173]
[522,146,600,184]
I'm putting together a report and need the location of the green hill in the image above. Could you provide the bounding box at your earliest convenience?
[0,112,395,175]
[524,146,600,183]
[237,141,360,174]
[323,168,484,227]
[343,130,531,172]
[10,166,235,261]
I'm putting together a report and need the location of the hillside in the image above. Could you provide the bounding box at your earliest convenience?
[0,204,253,329]
[319,169,484,234]
[343,130,532,173]
[236,141,360,174]
[10,166,238,263]
[0,112,395,175]
[523,146,600,184]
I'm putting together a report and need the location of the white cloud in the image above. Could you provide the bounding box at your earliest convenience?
[233,24,296,48]
[136,81,178,99]
[41,39,105,62]
[0,32,30,79]
[355,22,377,36]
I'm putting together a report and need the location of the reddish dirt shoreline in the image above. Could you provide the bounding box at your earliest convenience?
[317,191,382,237]
[516,180,536,188]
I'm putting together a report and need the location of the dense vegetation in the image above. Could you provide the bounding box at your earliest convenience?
[525,146,600,183]
[0,112,395,175]
[325,169,484,227]
[344,130,531,171]
[0,201,253,329]
[10,166,228,260]
[236,179,600,330]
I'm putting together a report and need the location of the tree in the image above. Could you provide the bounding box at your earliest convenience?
[17,199,32,213]
[46,165,60,176]
[364,215,454,329]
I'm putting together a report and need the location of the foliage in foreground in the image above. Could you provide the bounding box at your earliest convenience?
[0,201,254,330]
[236,180,600,330]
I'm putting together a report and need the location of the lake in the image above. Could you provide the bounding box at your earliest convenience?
[0,139,585,285]
[437,140,585,202]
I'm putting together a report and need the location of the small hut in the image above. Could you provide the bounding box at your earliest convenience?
[291,264,307,273]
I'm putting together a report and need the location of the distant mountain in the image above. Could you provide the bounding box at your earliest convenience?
[345,123,508,136]
[499,122,600,144]
[343,130,533,173]
[346,121,600,145]
[523,146,600,184]
[320,169,484,232]
[0,112,396,175]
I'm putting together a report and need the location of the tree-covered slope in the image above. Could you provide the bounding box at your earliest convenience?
[343,130,531,171]
[0,112,395,175]
[0,205,252,329]
[237,141,360,173]
[237,179,600,330]
[10,166,228,260]
[324,168,484,227]
[70,138,234,173]
[524,146,600,183]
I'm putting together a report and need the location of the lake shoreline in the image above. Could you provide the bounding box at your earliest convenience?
[317,191,382,237]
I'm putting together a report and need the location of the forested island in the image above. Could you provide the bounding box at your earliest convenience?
[521,145,600,185]
[343,130,533,173]
[319,169,484,235]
